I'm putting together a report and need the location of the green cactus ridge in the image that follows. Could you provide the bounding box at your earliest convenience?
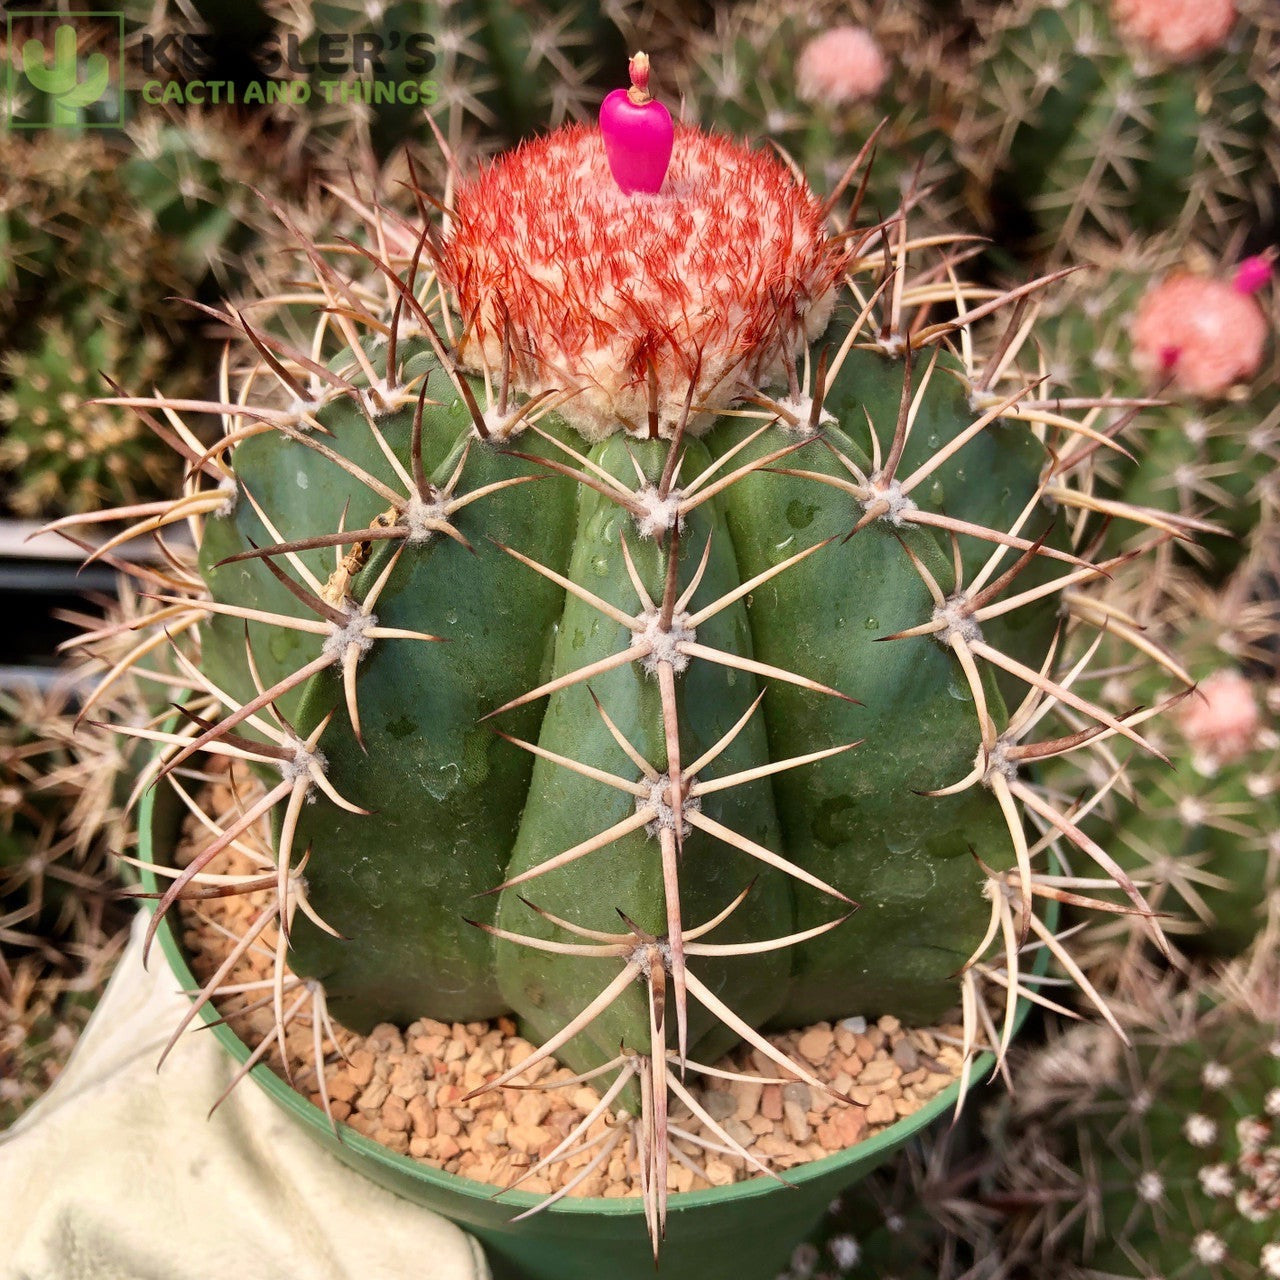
[963,0,1279,257]
[76,130,1181,1240]
[986,961,1280,1279]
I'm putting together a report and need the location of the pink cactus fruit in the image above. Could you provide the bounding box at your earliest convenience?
[598,51,674,195]
[1178,669,1262,766]
[1110,0,1237,63]
[1130,272,1269,397]
[796,26,888,106]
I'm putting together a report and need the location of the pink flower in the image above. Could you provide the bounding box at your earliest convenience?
[440,124,844,440]
[1131,273,1268,397]
[796,26,888,106]
[1111,0,1237,63]
[1178,670,1261,765]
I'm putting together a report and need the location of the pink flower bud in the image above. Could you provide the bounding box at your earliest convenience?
[599,52,674,196]
[796,27,888,106]
[1131,273,1268,397]
[1234,254,1274,296]
[1178,670,1261,765]
[1111,0,1237,63]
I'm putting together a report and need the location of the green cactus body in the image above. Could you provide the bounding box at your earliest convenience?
[188,322,1043,1076]
[84,115,1176,1240]
[287,412,582,1025]
[493,435,792,1072]
[988,968,1280,1279]
[706,406,1017,1027]
[964,0,1278,255]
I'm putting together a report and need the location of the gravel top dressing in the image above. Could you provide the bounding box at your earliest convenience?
[175,763,966,1198]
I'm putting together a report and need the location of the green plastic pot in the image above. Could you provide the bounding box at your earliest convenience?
[139,771,1043,1280]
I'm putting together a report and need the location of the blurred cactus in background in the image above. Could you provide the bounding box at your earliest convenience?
[0,681,133,1127]
[0,323,188,519]
[677,0,966,216]
[961,0,1279,262]
[1009,235,1276,577]
[982,952,1280,1280]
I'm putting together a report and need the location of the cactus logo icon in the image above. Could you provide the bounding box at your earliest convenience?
[5,14,125,128]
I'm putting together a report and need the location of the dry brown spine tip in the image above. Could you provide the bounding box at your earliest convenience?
[628,52,652,105]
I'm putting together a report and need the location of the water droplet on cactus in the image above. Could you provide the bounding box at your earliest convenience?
[786,499,818,529]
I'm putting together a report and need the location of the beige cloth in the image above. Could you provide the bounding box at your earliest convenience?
[0,913,490,1280]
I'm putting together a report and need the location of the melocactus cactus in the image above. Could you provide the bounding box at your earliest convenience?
[962,0,1278,256]
[72,61,1181,1245]
[984,955,1280,1279]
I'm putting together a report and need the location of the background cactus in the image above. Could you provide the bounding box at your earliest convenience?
[982,951,1280,1279]
[675,0,965,214]
[0,322,189,518]
[0,683,131,1127]
[0,131,200,518]
[1013,234,1276,577]
[0,106,304,517]
[960,0,1279,261]
[1064,561,1280,963]
[121,112,304,292]
[775,1120,997,1279]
